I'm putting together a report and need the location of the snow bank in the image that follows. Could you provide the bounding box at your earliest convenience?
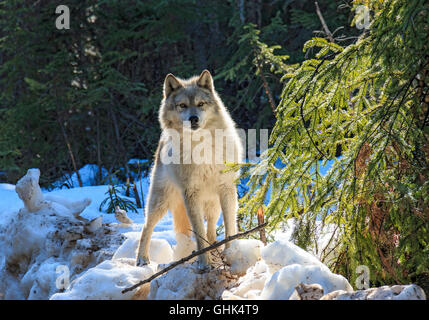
[222,261,271,300]
[50,259,156,300]
[260,264,352,300]
[222,239,352,300]
[0,169,125,299]
[261,239,326,274]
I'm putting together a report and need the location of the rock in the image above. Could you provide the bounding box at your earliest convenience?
[321,284,426,300]
[289,283,324,300]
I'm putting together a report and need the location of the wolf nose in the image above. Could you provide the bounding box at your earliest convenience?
[189,116,199,125]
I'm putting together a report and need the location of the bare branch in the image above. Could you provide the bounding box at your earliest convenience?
[122,222,268,294]
[315,2,334,43]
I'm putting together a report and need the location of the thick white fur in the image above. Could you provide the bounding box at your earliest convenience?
[136,70,243,267]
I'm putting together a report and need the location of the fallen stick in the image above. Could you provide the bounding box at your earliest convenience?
[122,222,268,294]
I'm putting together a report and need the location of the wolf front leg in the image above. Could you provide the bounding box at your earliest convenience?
[219,186,238,249]
[183,191,210,268]
[136,188,168,267]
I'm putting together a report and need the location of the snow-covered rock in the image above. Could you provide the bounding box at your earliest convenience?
[223,239,263,275]
[260,264,353,300]
[50,259,156,300]
[321,284,426,300]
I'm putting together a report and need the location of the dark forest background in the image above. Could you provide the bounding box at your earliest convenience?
[0,0,357,185]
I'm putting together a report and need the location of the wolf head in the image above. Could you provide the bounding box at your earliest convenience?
[159,70,225,131]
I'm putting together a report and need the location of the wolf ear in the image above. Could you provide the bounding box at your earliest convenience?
[197,70,214,91]
[164,73,183,98]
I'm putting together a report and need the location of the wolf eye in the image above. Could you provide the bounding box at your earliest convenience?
[197,101,205,107]
[178,103,187,108]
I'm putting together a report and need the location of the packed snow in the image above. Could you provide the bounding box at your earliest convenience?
[0,166,425,300]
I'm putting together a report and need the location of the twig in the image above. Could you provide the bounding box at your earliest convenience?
[257,207,267,245]
[133,182,142,209]
[121,222,268,294]
[315,2,334,43]
[257,60,277,116]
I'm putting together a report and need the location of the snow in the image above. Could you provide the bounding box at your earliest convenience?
[112,232,173,265]
[221,239,352,300]
[223,239,263,275]
[320,284,426,300]
[260,264,352,300]
[261,238,326,274]
[50,259,157,300]
[222,261,271,299]
[50,164,108,189]
[1,165,422,300]
[172,233,197,261]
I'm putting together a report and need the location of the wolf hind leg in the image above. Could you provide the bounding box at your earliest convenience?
[219,186,238,249]
[205,201,221,245]
[172,196,191,237]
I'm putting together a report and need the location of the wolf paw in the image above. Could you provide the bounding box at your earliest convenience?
[195,262,211,274]
[136,256,149,267]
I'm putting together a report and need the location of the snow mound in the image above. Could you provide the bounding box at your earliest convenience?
[50,259,156,300]
[173,233,197,261]
[0,169,125,299]
[113,232,173,265]
[223,239,263,275]
[261,239,325,273]
[222,260,271,300]
[260,264,352,300]
[148,263,236,300]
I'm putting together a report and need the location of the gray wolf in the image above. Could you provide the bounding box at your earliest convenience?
[136,70,244,268]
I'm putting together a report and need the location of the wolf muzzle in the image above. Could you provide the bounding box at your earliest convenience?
[188,116,199,130]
